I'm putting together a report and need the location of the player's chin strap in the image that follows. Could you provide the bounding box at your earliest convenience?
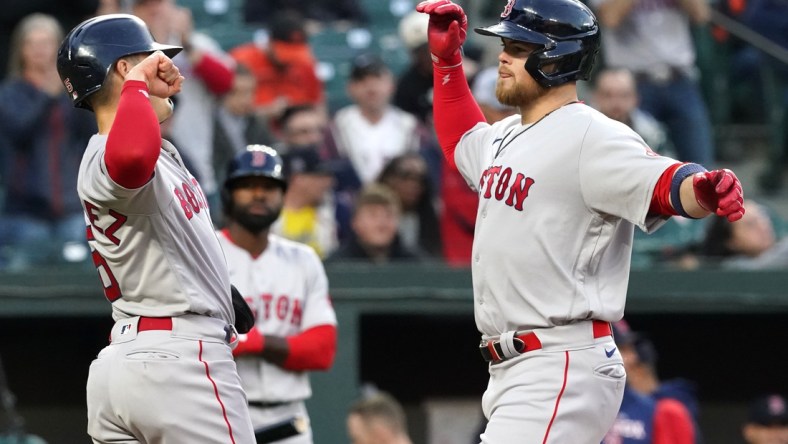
[498,331,523,359]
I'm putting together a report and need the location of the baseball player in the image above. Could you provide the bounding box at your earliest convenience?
[415,0,745,443]
[56,14,256,443]
[218,145,338,443]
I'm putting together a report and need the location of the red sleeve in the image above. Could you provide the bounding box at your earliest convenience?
[192,52,234,95]
[432,64,486,170]
[283,324,337,371]
[648,162,683,216]
[652,399,695,444]
[105,80,161,188]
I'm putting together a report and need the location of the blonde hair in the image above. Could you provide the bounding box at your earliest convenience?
[349,392,408,435]
[353,183,401,216]
[7,13,63,78]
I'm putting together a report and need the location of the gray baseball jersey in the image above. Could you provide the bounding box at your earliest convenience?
[218,232,336,402]
[78,134,233,323]
[455,103,675,336]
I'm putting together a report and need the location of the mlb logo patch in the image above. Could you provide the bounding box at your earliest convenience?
[120,323,134,335]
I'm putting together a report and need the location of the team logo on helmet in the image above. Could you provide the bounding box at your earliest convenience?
[251,150,267,167]
[63,78,73,93]
[501,0,516,18]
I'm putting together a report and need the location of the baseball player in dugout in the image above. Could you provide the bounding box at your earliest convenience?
[218,145,338,443]
[415,0,745,443]
[56,14,257,444]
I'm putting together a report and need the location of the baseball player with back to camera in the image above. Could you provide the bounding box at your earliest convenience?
[56,14,257,444]
[415,0,745,443]
[219,145,338,443]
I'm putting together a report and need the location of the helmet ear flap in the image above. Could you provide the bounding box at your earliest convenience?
[526,40,586,87]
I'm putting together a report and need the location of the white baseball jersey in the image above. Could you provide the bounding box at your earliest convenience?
[455,103,676,336]
[78,135,233,323]
[217,231,337,402]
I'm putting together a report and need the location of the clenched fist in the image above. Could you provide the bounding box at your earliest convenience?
[692,169,744,222]
[125,50,184,98]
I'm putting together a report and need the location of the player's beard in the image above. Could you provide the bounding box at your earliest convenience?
[231,203,282,234]
[496,75,548,108]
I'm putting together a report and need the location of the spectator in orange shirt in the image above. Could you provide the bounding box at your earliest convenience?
[230,11,325,121]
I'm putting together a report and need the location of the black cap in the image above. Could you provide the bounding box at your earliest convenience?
[282,149,334,176]
[270,11,307,43]
[748,394,788,426]
[349,53,389,80]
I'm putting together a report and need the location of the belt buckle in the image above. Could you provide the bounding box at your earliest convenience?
[648,65,673,84]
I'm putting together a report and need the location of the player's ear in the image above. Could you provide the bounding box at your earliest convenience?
[115,58,134,77]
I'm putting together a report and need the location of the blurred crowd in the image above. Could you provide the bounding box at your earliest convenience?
[0,0,786,272]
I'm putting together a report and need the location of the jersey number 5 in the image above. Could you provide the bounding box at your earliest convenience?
[86,226,122,302]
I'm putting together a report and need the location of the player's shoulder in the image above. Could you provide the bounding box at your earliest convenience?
[571,103,642,139]
[79,135,109,171]
[269,234,323,262]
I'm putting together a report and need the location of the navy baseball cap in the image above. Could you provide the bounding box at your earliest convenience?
[281,149,335,176]
[749,394,788,426]
[611,320,638,346]
[612,320,658,365]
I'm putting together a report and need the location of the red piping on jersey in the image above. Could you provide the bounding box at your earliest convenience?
[432,64,486,171]
[220,228,263,260]
[105,80,161,188]
[199,340,237,444]
[542,351,570,443]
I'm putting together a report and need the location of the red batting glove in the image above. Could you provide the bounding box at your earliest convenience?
[416,0,467,68]
[692,169,745,222]
[232,326,265,357]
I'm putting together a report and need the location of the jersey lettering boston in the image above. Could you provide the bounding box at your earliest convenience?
[478,166,534,211]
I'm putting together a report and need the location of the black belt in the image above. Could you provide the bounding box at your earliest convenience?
[634,66,688,84]
[249,400,292,408]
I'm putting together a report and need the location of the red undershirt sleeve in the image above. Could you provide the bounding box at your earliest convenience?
[432,64,486,170]
[648,162,683,216]
[192,53,234,95]
[283,324,337,371]
[105,80,162,189]
[652,399,695,444]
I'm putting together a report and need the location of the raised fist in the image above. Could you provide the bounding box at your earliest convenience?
[125,51,184,98]
[692,169,745,222]
[416,0,468,67]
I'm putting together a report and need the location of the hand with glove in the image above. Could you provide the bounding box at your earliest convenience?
[416,0,468,68]
[692,169,745,222]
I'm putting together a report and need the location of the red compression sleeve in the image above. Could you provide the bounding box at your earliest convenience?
[432,64,486,170]
[192,53,234,95]
[648,162,682,216]
[283,324,337,371]
[105,80,161,188]
[652,399,695,444]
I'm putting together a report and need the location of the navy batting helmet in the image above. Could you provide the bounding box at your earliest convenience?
[222,145,287,214]
[57,14,182,110]
[475,0,600,88]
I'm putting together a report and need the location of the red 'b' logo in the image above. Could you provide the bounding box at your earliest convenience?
[501,0,516,18]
